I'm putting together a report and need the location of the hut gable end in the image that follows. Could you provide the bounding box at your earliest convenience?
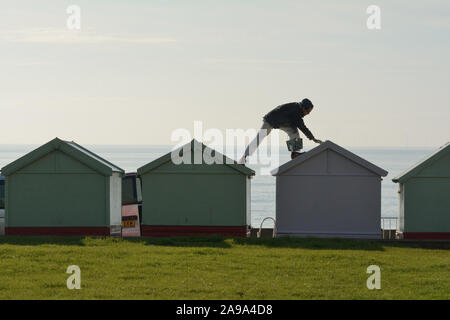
[148,159,244,175]
[393,142,450,183]
[1,138,124,177]
[326,150,378,176]
[415,151,450,178]
[18,150,95,174]
[273,141,387,177]
[281,150,327,176]
[138,139,255,177]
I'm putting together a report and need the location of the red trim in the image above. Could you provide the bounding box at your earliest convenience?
[141,225,249,237]
[403,232,450,240]
[125,172,137,177]
[5,227,110,236]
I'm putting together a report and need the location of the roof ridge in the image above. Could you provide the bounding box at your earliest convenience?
[393,142,450,183]
[1,137,124,176]
[272,140,388,177]
[137,138,255,176]
[66,140,123,172]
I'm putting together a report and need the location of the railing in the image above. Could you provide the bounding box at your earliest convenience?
[257,217,277,238]
[381,217,398,231]
[381,217,398,240]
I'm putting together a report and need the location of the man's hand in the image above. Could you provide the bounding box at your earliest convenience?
[313,139,323,144]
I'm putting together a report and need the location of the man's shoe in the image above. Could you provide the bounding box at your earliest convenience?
[291,152,304,160]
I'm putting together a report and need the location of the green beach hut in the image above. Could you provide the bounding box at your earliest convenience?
[393,142,450,239]
[0,175,4,236]
[137,139,255,237]
[1,138,124,236]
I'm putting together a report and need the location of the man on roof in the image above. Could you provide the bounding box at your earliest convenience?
[238,98,323,164]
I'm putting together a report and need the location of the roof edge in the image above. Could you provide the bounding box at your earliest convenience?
[392,142,450,183]
[272,140,388,177]
[65,140,124,173]
[1,137,123,176]
[1,137,63,175]
[137,139,255,176]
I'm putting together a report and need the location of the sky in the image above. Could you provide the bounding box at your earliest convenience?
[0,0,449,147]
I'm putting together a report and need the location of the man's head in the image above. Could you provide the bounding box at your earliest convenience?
[300,98,314,116]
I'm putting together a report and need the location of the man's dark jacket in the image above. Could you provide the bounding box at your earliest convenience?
[263,102,315,140]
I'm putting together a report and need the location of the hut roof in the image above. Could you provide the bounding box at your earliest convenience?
[137,139,255,176]
[271,140,388,177]
[1,137,124,176]
[393,142,450,183]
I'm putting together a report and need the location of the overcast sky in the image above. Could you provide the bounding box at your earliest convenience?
[0,0,449,147]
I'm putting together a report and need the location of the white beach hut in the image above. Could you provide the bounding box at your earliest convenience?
[271,141,388,239]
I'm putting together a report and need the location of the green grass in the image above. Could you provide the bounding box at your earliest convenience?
[0,236,449,299]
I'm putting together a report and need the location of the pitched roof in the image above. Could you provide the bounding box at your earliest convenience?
[271,140,388,177]
[1,137,124,176]
[392,142,450,183]
[137,139,255,176]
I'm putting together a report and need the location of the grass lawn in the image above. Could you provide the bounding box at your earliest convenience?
[0,236,449,299]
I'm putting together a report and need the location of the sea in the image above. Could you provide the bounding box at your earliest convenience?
[0,145,434,230]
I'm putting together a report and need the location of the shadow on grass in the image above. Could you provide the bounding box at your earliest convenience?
[1,235,449,251]
[0,235,234,248]
[380,240,450,251]
[127,236,387,251]
[233,237,450,251]
[125,236,233,248]
[120,236,450,251]
[232,237,387,251]
[0,236,87,246]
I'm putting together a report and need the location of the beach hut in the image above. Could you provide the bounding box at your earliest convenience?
[0,175,4,236]
[392,142,450,239]
[271,140,388,239]
[1,138,124,236]
[137,139,255,237]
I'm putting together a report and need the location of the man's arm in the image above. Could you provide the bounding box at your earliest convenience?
[298,118,322,144]
[297,118,315,140]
